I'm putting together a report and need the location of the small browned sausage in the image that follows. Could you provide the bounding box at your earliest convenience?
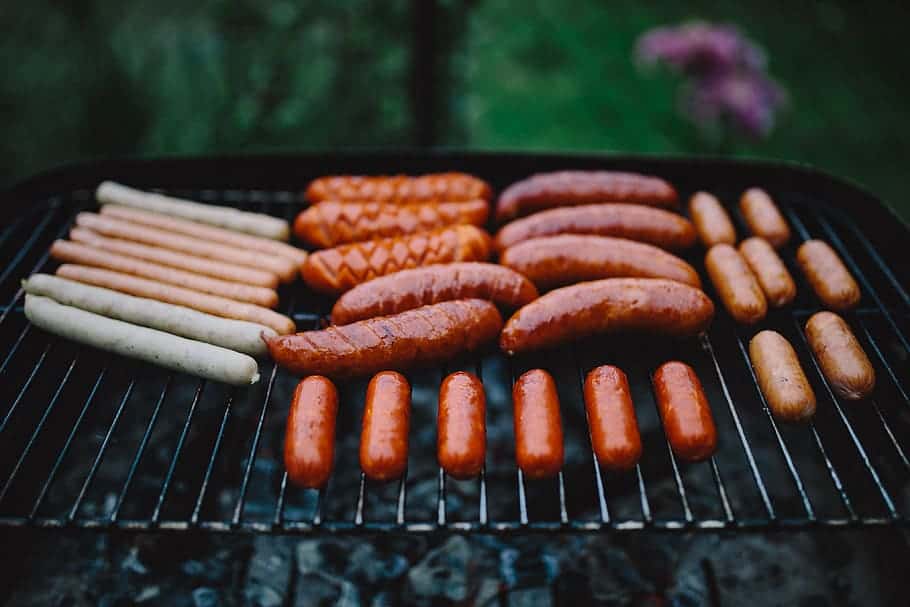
[689,191,736,247]
[749,330,817,421]
[360,371,411,481]
[796,240,861,311]
[438,371,486,479]
[513,369,564,479]
[652,362,718,462]
[739,188,791,248]
[805,312,875,400]
[705,244,768,324]
[305,173,492,204]
[584,365,642,470]
[738,237,797,307]
[285,376,339,488]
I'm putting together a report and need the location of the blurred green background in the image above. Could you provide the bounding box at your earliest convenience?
[2,0,908,218]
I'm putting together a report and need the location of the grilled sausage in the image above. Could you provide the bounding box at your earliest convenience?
[513,369,564,479]
[495,171,679,223]
[285,376,339,488]
[301,225,492,296]
[304,173,491,204]
[705,244,768,324]
[493,203,696,252]
[438,371,486,479]
[749,330,817,421]
[500,278,714,355]
[583,365,642,470]
[500,235,701,290]
[739,188,791,248]
[738,237,796,307]
[330,262,537,325]
[294,200,489,248]
[360,371,411,481]
[796,240,861,311]
[652,362,717,462]
[688,191,736,247]
[266,299,502,377]
[805,312,875,400]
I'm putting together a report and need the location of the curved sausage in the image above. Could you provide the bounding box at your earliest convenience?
[739,188,791,248]
[304,173,491,204]
[705,244,768,324]
[266,299,503,377]
[285,376,338,488]
[513,369,564,479]
[500,278,714,355]
[493,203,695,252]
[360,371,411,481]
[294,200,489,248]
[495,171,679,223]
[583,365,642,471]
[330,262,537,325]
[748,330,817,421]
[301,225,492,296]
[688,191,736,247]
[652,362,717,462]
[438,371,486,479]
[796,240,861,311]
[738,237,796,307]
[500,235,701,290]
[805,312,875,400]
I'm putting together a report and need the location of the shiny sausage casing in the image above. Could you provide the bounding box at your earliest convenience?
[739,188,791,248]
[438,371,487,479]
[513,369,564,479]
[493,203,695,252]
[360,371,411,481]
[301,225,492,296]
[294,200,489,248]
[749,330,817,421]
[705,244,768,325]
[330,262,538,325]
[796,240,861,311]
[305,173,491,204]
[652,362,718,462]
[285,376,338,488]
[805,312,875,400]
[500,234,701,290]
[267,299,503,378]
[584,365,642,470]
[500,278,714,355]
[738,237,797,307]
[495,171,679,223]
[688,191,736,247]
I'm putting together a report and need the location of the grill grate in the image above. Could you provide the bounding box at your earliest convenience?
[1,155,909,534]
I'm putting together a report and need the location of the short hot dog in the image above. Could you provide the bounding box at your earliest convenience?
[738,237,796,307]
[705,244,768,325]
[513,369,564,479]
[652,362,718,462]
[285,376,339,488]
[688,191,736,247]
[304,173,491,204]
[739,188,791,248]
[805,312,875,400]
[749,330,817,421]
[584,365,642,471]
[796,240,861,311]
[438,371,486,479]
[360,371,411,481]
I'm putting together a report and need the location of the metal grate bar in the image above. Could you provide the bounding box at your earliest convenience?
[635,466,653,523]
[0,342,52,435]
[868,399,910,470]
[557,471,569,525]
[709,458,735,523]
[856,319,909,403]
[396,474,407,526]
[436,468,446,526]
[807,423,857,520]
[663,441,694,523]
[477,468,488,526]
[572,350,611,524]
[354,474,366,526]
[516,469,529,525]
[0,206,60,288]
[273,473,289,527]
[191,390,236,525]
[842,219,910,308]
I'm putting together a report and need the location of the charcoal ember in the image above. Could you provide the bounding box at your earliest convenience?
[507,587,553,607]
[294,572,361,607]
[134,586,161,603]
[192,587,220,607]
[245,536,294,607]
[499,543,559,589]
[405,536,473,605]
[346,543,408,585]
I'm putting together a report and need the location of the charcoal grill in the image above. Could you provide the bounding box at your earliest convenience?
[0,152,908,535]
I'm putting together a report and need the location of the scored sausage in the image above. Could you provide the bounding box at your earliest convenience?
[360,371,411,481]
[294,200,489,248]
[513,369,564,479]
[583,365,642,471]
[500,278,714,355]
[500,235,701,290]
[739,188,791,248]
[285,376,339,488]
[749,330,817,421]
[688,191,736,247]
[495,171,679,223]
[301,225,492,295]
[438,371,487,479]
[493,203,696,252]
[805,312,875,400]
[796,240,861,311]
[304,173,491,204]
[738,237,796,307]
[266,299,503,377]
[330,262,538,325]
[705,244,768,325]
[652,362,718,462]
